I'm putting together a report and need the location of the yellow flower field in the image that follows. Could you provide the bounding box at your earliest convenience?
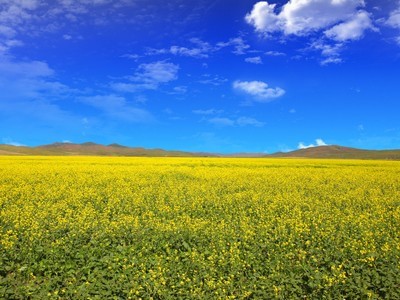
[0,156,399,298]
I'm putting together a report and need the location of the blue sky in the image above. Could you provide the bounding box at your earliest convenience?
[1,0,400,153]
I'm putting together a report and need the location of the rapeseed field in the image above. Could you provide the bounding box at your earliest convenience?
[0,156,399,299]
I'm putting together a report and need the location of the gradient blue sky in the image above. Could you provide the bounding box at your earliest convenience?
[1,0,399,153]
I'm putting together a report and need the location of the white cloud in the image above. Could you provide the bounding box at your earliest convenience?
[198,74,228,86]
[233,80,285,101]
[265,50,286,56]
[216,37,251,55]
[316,138,327,146]
[298,138,328,149]
[324,11,374,41]
[1,138,25,147]
[146,38,213,58]
[309,40,344,65]
[147,37,251,60]
[169,38,212,58]
[320,56,343,65]
[245,1,374,61]
[245,1,281,34]
[208,116,265,127]
[121,53,140,60]
[246,0,367,36]
[245,56,263,64]
[311,40,343,57]
[298,142,314,149]
[111,61,179,92]
[236,117,265,127]
[0,38,24,54]
[192,109,223,115]
[172,86,187,94]
[0,59,54,78]
[386,6,400,28]
[0,25,16,38]
[134,61,178,84]
[208,117,235,126]
[386,4,400,44]
[79,94,153,123]
[0,57,73,101]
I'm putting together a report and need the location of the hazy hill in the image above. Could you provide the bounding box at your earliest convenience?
[0,142,204,157]
[269,145,400,160]
[1,143,400,160]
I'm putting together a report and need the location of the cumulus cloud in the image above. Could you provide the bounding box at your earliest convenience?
[233,80,285,101]
[245,1,375,61]
[246,0,369,36]
[386,4,400,44]
[298,138,328,149]
[324,11,374,41]
[245,2,281,34]
[386,5,400,28]
[245,56,263,64]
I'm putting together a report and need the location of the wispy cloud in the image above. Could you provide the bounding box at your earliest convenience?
[146,38,213,58]
[198,74,228,86]
[216,37,250,55]
[79,94,154,123]
[245,56,263,64]
[192,109,223,115]
[121,53,140,60]
[233,80,285,102]
[208,116,265,127]
[208,117,235,126]
[265,50,286,56]
[111,61,179,93]
[1,138,25,147]
[0,57,74,101]
[309,40,344,65]
[236,117,264,127]
[147,36,252,60]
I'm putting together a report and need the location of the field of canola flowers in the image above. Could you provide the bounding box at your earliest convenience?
[0,156,400,299]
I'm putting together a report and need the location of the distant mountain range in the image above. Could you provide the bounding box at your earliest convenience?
[1,142,400,160]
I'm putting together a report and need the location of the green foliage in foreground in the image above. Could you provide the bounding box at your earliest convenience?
[0,157,400,299]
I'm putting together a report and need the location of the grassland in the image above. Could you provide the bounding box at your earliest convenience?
[0,156,399,299]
